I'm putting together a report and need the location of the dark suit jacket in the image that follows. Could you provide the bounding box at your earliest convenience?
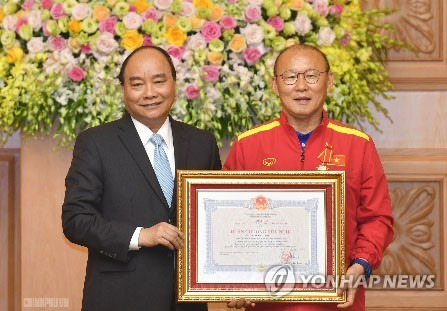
[62,114,221,311]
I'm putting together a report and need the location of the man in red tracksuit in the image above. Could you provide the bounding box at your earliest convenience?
[225,44,394,310]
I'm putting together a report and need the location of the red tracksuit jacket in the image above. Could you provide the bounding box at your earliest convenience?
[223,111,394,311]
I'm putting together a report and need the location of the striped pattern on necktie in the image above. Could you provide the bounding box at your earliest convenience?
[150,133,174,207]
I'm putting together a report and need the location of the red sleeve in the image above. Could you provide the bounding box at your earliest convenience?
[223,138,245,170]
[351,139,394,268]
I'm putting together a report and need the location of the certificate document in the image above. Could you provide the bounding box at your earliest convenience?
[196,189,327,283]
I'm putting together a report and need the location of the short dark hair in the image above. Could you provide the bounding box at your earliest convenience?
[274,44,330,75]
[118,46,177,85]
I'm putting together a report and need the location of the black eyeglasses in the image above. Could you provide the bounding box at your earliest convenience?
[278,69,328,85]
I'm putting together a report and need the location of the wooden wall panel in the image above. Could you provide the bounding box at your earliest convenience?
[365,149,447,310]
[20,138,86,310]
[0,149,20,311]
[365,0,447,90]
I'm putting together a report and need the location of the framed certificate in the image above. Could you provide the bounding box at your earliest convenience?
[176,170,346,303]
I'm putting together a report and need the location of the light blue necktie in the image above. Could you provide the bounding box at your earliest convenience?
[150,134,174,207]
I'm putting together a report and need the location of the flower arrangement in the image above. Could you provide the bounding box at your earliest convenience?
[0,0,399,146]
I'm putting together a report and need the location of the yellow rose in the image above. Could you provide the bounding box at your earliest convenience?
[208,51,223,64]
[163,14,178,28]
[210,6,224,21]
[286,38,299,47]
[193,0,213,9]
[287,0,304,11]
[121,30,144,50]
[107,0,118,8]
[229,34,246,53]
[0,8,4,23]
[191,15,204,30]
[68,38,81,52]
[68,19,82,33]
[93,5,111,21]
[7,48,24,63]
[134,0,151,14]
[164,26,186,47]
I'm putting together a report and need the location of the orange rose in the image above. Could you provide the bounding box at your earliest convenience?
[68,19,82,34]
[163,14,178,28]
[121,30,144,50]
[93,5,111,21]
[190,15,204,30]
[287,0,304,11]
[208,51,223,64]
[0,8,4,23]
[164,26,186,47]
[210,6,224,21]
[134,0,151,14]
[193,0,213,9]
[229,34,246,53]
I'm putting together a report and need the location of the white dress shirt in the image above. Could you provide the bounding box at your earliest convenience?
[128,116,176,250]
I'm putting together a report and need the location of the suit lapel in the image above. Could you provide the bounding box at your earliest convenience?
[116,114,169,209]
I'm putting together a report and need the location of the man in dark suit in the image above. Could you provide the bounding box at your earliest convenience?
[62,46,221,311]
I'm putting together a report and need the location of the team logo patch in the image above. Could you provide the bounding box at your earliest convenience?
[262,157,277,167]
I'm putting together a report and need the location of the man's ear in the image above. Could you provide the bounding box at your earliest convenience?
[271,76,279,96]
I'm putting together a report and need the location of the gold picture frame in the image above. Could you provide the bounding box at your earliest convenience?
[176,170,346,303]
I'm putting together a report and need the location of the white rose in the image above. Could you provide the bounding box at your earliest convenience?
[247,0,264,6]
[294,14,312,35]
[2,15,16,31]
[27,37,44,54]
[187,34,206,50]
[123,12,143,29]
[28,10,42,30]
[179,1,195,17]
[96,32,119,55]
[154,0,173,11]
[240,24,264,46]
[317,26,335,46]
[71,3,92,21]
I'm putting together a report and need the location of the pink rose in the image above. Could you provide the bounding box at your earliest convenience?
[243,47,262,65]
[123,12,143,29]
[42,0,52,10]
[228,0,238,3]
[200,21,221,43]
[80,44,91,54]
[15,18,28,33]
[69,66,86,82]
[179,2,195,17]
[313,0,329,17]
[329,4,343,16]
[294,14,312,35]
[48,36,66,51]
[143,34,152,46]
[129,4,136,12]
[99,17,118,34]
[50,3,65,20]
[244,5,261,23]
[154,0,173,11]
[71,3,92,21]
[22,0,35,10]
[202,65,219,83]
[27,37,44,54]
[28,10,42,30]
[42,21,50,36]
[167,46,185,59]
[96,32,118,55]
[267,16,284,33]
[317,26,335,46]
[185,85,200,99]
[143,8,162,22]
[339,33,350,46]
[219,16,236,30]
